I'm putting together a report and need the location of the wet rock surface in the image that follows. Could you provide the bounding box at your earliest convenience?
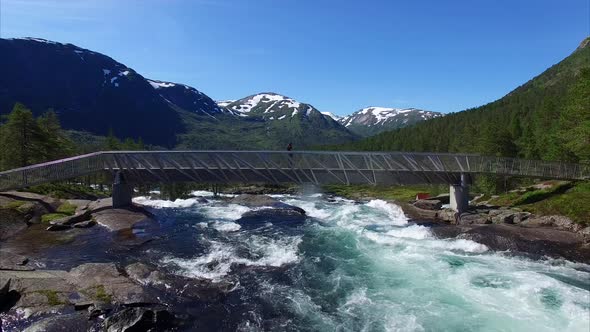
[430,223,590,263]
[231,194,306,221]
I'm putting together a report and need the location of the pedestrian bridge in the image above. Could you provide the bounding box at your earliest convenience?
[1,151,587,191]
[1,151,587,212]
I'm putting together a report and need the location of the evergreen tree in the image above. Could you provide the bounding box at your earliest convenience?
[104,128,121,151]
[37,110,73,160]
[0,103,47,169]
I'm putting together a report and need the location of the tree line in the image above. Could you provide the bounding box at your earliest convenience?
[328,47,590,164]
[0,103,146,171]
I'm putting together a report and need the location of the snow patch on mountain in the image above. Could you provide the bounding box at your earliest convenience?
[229,93,302,114]
[321,112,342,121]
[148,80,176,89]
[217,100,235,107]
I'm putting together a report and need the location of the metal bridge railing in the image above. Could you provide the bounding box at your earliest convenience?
[0,151,588,191]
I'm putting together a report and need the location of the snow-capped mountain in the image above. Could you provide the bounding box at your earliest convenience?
[220,93,358,146]
[321,112,342,121]
[216,100,235,107]
[147,79,235,118]
[339,107,443,137]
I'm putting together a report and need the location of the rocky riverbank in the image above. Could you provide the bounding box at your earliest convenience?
[398,196,590,263]
[0,192,306,331]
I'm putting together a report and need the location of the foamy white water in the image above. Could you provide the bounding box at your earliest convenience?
[138,194,590,331]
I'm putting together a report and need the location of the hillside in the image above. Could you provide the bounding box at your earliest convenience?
[339,107,442,137]
[0,38,359,150]
[334,37,590,163]
[0,38,186,146]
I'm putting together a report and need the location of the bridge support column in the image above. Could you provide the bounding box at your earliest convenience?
[112,171,133,208]
[450,173,470,213]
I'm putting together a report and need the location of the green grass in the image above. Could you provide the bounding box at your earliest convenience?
[1,200,26,210]
[522,182,590,225]
[41,213,69,223]
[56,202,77,215]
[35,290,65,306]
[322,184,446,202]
[81,285,112,303]
[26,183,109,200]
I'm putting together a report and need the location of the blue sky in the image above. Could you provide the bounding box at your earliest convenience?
[1,0,588,115]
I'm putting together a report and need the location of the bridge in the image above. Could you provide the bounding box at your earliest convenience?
[0,151,588,212]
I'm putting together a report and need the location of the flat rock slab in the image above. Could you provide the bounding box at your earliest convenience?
[68,263,154,305]
[92,209,150,232]
[0,251,32,271]
[0,208,29,240]
[0,191,61,210]
[431,223,590,263]
[88,198,113,211]
[66,199,91,211]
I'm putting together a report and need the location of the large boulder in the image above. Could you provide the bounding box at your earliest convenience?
[229,194,282,207]
[0,208,28,240]
[0,269,74,318]
[91,209,152,232]
[521,215,583,232]
[125,262,236,301]
[230,194,306,223]
[0,251,32,271]
[22,312,92,332]
[68,263,155,306]
[413,199,442,211]
[458,213,490,225]
[103,307,174,332]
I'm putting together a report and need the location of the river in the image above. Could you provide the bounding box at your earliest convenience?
[125,192,589,331]
[5,191,588,331]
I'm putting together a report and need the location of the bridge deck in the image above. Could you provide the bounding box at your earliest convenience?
[0,151,588,191]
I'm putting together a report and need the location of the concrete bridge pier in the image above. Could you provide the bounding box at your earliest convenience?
[450,173,470,213]
[112,171,133,208]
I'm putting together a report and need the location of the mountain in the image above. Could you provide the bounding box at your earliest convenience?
[0,37,188,146]
[147,79,235,118]
[0,38,358,150]
[333,37,590,163]
[321,112,342,121]
[339,107,442,137]
[219,93,358,147]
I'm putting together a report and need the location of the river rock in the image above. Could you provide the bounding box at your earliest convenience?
[125,262,166,286]
[103,307,174,332]
[91,209,151,232]
[0,269,73,317]
[0,208,28,240]
[231,194,306,221]
[229,194,282,207]
[0,191,61,211]
[0,251,32,271]
[125,262,236,301]
[458,213,491,225]
[451,224,590,262]
[22,312,92,332]
[491,211,529,224]
[72,219,96,228]
[521,215,582,232]
[413,199,442,210]
[45,224,72,231]
[68,263,155,306]
[66,199,92,214]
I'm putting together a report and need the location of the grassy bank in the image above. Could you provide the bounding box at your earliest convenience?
[322,184,447,202]
[323,181,589,226]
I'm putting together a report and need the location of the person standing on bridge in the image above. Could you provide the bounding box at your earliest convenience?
[287,142,294,167]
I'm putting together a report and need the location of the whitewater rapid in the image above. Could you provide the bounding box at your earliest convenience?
[134,192,590,331]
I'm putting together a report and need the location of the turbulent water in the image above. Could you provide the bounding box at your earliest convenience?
[129,192,590,332]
